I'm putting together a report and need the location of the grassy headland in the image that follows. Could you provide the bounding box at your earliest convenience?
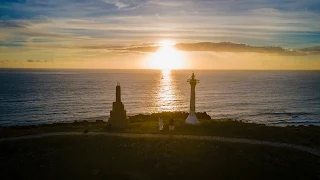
[1,135,319,179]
[1,112,319,179]
[1,112,319,147]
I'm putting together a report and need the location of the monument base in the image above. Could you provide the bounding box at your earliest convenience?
[185,111,199,124]
[109,102,127,128]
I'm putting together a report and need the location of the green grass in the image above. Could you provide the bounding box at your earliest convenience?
[1,113,319,179]
[1,117,319,147]
[0,135,319,180]
[123,118,320,146]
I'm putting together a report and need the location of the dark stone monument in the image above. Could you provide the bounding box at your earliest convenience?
[109,83,127,128]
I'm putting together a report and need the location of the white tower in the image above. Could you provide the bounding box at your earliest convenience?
[186,72,200,124]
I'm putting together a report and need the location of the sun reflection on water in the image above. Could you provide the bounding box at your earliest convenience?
[157,70,177,112]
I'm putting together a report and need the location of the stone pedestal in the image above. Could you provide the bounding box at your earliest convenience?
[109,83,127,128]
[186,111,199,124]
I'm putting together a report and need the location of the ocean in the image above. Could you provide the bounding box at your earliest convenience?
[0,69,319,126]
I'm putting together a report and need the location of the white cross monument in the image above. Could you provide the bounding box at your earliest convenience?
[186,72,200,124]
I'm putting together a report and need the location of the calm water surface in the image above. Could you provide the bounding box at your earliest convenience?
[0,69,319,126]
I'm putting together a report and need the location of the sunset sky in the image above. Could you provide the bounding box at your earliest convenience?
[1,0,320,69]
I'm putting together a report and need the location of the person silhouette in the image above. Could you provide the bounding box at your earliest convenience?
[169,118,174,131]
[158,116,164,131]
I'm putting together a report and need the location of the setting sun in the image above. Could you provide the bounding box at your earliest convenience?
[158,40,175,47]
[147,40,185,70]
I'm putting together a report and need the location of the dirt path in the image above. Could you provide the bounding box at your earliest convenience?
[1,132,319,157]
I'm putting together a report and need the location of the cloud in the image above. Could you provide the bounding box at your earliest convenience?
[0,42,24,47]
[26,59,48,63]
[0,20,26,28]
[251,8,280,14]
[0,0,319,59]
[119,42,320,56]
[100,0,146,10]
[115,2,130,8]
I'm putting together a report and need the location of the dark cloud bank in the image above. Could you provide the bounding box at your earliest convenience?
[27,60,49,63]
[118,42,320,56]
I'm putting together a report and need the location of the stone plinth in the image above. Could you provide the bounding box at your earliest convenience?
[109,83,127,128]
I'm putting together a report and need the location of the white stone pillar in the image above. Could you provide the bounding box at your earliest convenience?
[186,72,199,124]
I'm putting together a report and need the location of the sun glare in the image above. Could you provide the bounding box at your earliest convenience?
[159,40,175,47]
[147,40,185,70]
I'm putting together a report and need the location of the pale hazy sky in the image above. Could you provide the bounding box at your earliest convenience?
[1,0,320,69]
